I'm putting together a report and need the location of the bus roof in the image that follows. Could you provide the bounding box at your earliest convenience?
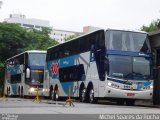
[47,29,147,51]
[106,28,147,34]
[47,29,105,50]
[6,50,46,61]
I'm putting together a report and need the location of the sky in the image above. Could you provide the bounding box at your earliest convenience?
[0,0,160,32]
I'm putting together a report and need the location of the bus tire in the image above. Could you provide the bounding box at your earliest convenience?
[79,88,86,102]
[7,87,9,97]
[126,99,135,106]
[7,87,10,96]
[50,90,54,100]
[53,90,59,101]
[49,86,53,100]
[21,87,24,98]
[88,88,97,103]
[18,86,20,97]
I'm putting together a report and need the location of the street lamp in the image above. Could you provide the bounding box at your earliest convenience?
[0,1,3,8]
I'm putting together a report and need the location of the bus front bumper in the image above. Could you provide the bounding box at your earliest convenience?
[105,87,153,100]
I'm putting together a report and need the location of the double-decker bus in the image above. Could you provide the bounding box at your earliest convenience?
[43,29,153,105]
[4,50,46,97]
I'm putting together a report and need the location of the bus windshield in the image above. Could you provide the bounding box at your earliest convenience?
[31,70,44,83]
[108,55,151,80]
[29,53,46,66]
[106,30,150,52]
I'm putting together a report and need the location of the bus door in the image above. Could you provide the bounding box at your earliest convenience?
[153,49,160,105]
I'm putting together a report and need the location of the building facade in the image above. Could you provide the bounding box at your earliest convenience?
[5,14,51,30]
[0,1,3,8]
[50,29,81,43]
[4,14,81,43]
[83,26,101,33]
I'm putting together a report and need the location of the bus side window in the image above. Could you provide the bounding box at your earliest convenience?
[104,57,109,75]
[59,64,85,82]
[11,74,21,83]
[14,59,19,65]
[113,36,122,50]
[25,53,28,69]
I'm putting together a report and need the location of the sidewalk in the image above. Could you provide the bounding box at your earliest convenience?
[136,100,160,108]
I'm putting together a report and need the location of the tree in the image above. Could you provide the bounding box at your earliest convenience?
[0,22,28,61]
[141,19,160,32]
[64,34,79,41]
[0,22,58,95]
[0,22,58,60]
[23,27,58,50]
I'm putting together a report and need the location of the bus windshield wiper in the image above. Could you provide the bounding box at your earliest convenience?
[125,72,147,80]
[132,72,147,77]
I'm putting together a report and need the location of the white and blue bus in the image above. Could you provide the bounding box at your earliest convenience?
[43,29,153,105]
[4,50,46,97]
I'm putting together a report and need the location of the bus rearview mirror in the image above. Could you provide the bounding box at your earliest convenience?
[26,68,30,78]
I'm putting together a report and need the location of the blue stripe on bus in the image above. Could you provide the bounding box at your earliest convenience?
[137,82,152,89]
[60,55,79,94]
[7,65,20,75]
[48,55,79,94]
[107,77,152,89]
[60,55,78,68]
[106,50,152,57]
[11,84,17,95]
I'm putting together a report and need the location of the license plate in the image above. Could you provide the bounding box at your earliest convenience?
[127,93,135,96]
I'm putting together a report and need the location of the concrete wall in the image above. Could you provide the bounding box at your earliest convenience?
[149,30,160,49]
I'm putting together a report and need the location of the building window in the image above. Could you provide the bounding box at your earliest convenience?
[23,24,34,28]
[35,25,41,28]
[10,14,12,18]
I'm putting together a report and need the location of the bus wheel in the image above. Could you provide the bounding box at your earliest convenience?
[8,87,10,96]
[89,88,97,103]
[126,99,135,106]
[53,90,59,101]
[7,87,9,96]
[79,88,86,102]
[21,87,24,98]
[49,86,53,100]
[18,87,20,97]
[50,90,53,100]
[116,99,125,105]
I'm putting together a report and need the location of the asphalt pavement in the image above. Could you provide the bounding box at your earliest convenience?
[0,98,160,120]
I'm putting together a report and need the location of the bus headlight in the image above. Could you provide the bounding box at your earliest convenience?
[43,89,46,92]
[150,85,153,89]
[29,87,35,92]
[143,85,153,90]
[107,82,119,89]
[108,82,112,86]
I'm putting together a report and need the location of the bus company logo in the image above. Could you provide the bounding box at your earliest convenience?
[138,83,144,87]
[50,63,59,75]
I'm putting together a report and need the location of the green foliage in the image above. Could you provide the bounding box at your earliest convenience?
[23,27,58,50]
[0,64,4,96]
[64,34,79,41]
[0,22,27,61]
[141,19,160,32]
[0,22,58,95]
